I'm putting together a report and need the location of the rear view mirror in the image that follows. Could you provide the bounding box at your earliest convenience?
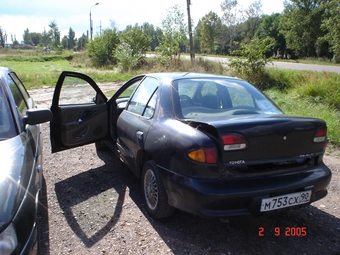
[24,108,53,125]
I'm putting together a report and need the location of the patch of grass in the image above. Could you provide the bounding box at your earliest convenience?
[265,69,340,110]
[81,69,133,84]
[295,72,340,109]
[1,53,133,89]
[1,59,79,89]
[1,54,73,62]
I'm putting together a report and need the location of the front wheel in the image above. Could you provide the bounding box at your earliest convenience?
[141,160,175,219]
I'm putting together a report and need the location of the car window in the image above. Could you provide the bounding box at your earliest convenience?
[178,81,199,98]
[9,72,30,103]
[117,80,140,99]
[59,76,99,105]
[0,87,17,139]
[175,78,282,119]
[7,74,28,114]
[227,86,255,107]
[201,82,218,97]
[126,77,158,116]
[200,82,222,109]
[143,90,157,118]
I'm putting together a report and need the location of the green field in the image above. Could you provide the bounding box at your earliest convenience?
[0,50,132,89]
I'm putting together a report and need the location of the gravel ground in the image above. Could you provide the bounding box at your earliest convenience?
[30,85,340,255]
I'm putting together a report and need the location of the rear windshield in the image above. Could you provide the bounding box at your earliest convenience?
[0,86,17,140]
[172,78,282,119]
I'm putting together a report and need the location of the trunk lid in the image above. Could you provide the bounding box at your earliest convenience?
[184,114,327,176]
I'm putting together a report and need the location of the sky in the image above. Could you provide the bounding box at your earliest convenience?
[0,0,284,43]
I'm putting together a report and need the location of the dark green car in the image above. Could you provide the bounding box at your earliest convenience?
[0,67,51,254]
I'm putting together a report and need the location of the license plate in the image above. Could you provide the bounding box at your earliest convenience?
[260,190,312,212]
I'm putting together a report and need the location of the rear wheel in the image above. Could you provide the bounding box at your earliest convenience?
[141,160,175,219]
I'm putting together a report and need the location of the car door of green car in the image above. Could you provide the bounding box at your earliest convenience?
[50,71,108,153]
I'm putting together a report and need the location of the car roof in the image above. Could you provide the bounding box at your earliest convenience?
[0,67,13,79]
[0,66,12,73]
[145,72,242,84]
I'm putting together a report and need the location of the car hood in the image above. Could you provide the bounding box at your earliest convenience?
[0,135,26,230]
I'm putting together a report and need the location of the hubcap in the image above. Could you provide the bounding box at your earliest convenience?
[143,169,158,210]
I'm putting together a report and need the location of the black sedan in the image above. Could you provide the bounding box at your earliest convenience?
[50,71,332,219]
[0,67,52,254]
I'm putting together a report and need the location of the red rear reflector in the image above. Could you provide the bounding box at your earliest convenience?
[314,127,327,143]
[205,148,217,164]
[222,135,247,151]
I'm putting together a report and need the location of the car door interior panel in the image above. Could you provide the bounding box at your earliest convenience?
[58,103,108,146]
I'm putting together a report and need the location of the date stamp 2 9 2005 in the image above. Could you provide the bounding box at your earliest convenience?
[258,227,307,237]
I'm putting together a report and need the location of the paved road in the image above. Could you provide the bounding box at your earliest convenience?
[196,55,340,74]
[270,61,340,73]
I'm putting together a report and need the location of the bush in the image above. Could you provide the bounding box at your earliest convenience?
[229,37,276,89]
[114,43,139,72]
[86,29,119,66]
[138,55,227,75]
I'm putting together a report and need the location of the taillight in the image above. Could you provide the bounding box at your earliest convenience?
[222,134,247,151]
[313,127,327,143]
[188,148,217,164]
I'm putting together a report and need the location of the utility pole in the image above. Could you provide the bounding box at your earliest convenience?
[90,2,99,40]
[186,0,195,61]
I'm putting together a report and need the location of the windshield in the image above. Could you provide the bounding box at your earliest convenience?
[173,78,282,119]
[0,87,17,140]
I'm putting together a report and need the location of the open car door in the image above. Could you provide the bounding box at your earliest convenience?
[50,71,108,153]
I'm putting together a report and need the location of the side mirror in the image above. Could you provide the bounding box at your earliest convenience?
[24,108,53,125]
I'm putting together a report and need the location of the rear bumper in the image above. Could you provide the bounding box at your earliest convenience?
[158,164,332,218]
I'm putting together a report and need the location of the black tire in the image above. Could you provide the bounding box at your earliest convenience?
[141,160,175,219]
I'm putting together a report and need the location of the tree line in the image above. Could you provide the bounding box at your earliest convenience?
[0,20,87,52]
[194,0,339,62]
[0,0,339,63]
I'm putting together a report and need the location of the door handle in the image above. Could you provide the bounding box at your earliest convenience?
[36,164,42,173]
[79,110,93,123]
[136,131,143,140]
